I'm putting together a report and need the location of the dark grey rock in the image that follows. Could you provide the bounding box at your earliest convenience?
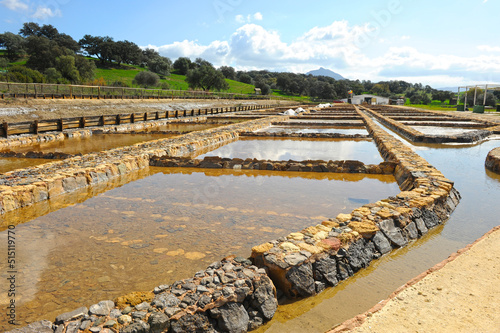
[378,219,408,247]
[122,306,133,314]
[284,252,308,266]
[66,321,81,333]
[197,285,209,293]
[347,239,375,272]
[109,308,122,318]
[55,306,88,324]
[103,320,117,328]
[170,313,215,333]
[404,222,419,239]
[414,218,428,235]
[422,208,440,228]
[6,320,54,333]
[80,320,92,330]
[134,302,150,311]
[198,295,212,308]
[372,231,392,254]
[89,327,101,333]
[152,293,181,309]
[336,259,353,281]
[131,311,147,320]
[286,262,316,297]
[148,312,170,333]
[217,303,249,333]
[89,300,114,316]
[315,281,326,293]
[222,287,234,297]
[153,284,170,294]
[313,256,338,286]
[54,325,64,333]
[164,306,181,317]
[264,253,289,270]
[120,320,150,333]
[248,316,264,331]
[201,276,213,285]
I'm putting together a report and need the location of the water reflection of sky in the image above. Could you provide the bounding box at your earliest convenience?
[256,126,368,135]
[197,138,383,164]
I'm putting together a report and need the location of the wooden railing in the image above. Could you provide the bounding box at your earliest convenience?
[0,82,283,101]
[0,104,274,138]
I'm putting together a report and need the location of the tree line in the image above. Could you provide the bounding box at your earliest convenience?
[1,22,498,104]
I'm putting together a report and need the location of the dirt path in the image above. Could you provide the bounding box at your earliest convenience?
[0,98,293,123]
[329,226,500,333]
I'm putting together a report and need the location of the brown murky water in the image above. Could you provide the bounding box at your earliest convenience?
[0,158,54,173]
[196,137,384,164]
[0,167,398,329]
[6,133,177,155]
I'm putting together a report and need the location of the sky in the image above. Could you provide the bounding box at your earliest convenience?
[1,0,500,88]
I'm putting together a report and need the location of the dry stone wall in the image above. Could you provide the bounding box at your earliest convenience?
[149,156,396,175]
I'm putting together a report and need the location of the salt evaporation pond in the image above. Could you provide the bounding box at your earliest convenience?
[0,167,398,329]
[256,126,369,135]
[196,138,384,164]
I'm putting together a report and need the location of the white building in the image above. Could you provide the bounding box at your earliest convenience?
[341,94,390,105]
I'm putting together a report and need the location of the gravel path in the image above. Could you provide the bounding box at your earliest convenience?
[329,226,500,333]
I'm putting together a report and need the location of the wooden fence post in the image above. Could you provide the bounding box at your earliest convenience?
[58,119,63,131]
[116,114,121,125]
[131,113,135,123]
[33,120,39,134]
[80,117,86,128]
[2,122,8,138]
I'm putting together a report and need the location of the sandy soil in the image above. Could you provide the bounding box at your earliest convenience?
[0,98,293,123]
[329,226,500,333]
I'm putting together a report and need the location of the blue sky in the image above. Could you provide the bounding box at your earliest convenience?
[1,0,499,87]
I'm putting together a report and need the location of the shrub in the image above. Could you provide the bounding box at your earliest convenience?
[133,71,160,87]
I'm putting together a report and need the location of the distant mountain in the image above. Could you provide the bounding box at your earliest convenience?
[306,67,346,80]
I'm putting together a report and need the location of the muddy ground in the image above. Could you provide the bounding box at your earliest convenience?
[0,98,294,123]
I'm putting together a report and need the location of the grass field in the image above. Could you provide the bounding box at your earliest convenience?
[406,104,458,111]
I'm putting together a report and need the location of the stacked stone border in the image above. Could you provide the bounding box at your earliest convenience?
[149,156,396,175]
[327,225,500,333]
[0,115,287,214]
[249,105,461,300]
[485,147,500,174]
[362,106,493,143]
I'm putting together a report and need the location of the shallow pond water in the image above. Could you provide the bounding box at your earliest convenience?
[196,138,384,164]
[411,126,481,135]
[143,123,221,132]
[0,158,54,173]
[256,126,369,135]
[0,167,398,329]
[6,133,176,155]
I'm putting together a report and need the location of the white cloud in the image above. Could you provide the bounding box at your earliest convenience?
[1,0,28,11]
[253,12,263,21]
[235,14,245,23]
[31,6,62,20]
[149,21,500,87]
[235,12,264,24]
[401,35,411,40]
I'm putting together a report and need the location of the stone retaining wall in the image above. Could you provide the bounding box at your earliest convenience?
[485,147,500,174]
[6,257,277,333]
[362,106,492,143]
[149,156,396,175]
[0,115,286,214]
[249,105,461,298]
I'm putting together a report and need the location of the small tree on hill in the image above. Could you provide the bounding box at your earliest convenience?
[133,71,160,87]
[173,57,193,75]
[186,65,229,91]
